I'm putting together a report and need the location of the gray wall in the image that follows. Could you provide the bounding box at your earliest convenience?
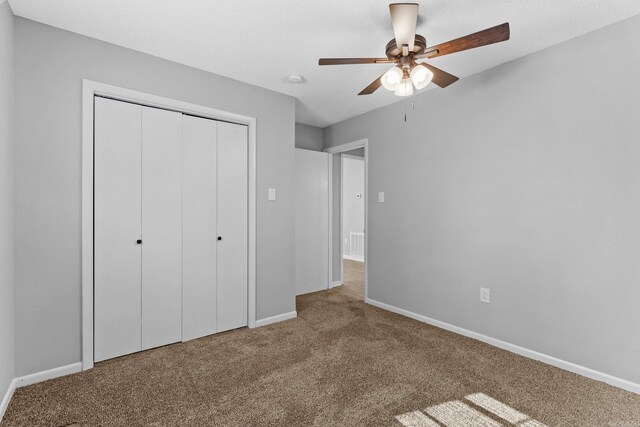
[0,0,14,401]
[324,15,640,384]
[295,122,323,151]
[13,18,296,376]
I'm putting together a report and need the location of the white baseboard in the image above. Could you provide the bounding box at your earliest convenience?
[365,298,640,395]
[0,378,17,422]
[1,362,83,422]
[255,311,297,327]
[343,255,364,262]
[329,281,343,288]
[14,362,83,388]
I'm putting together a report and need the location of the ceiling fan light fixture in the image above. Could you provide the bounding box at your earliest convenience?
[381,66,403,91]
[410,64,434,90]
[394,77,413,97]
[318,2,510,97]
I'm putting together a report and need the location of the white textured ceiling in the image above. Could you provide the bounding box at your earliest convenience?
[8,0,640,127]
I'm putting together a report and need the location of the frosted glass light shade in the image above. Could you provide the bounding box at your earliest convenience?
[394,78,413,96]
[410,64,434,90]
[381,66,403,91]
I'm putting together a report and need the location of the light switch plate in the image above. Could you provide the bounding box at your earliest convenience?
[378,192,385,203]
[268,188,276,201]
[480,288,491,304]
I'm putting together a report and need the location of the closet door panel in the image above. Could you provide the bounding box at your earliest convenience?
[216,122,249,332]
[94,97,142,362]
[182,115,218,341]
[141,107,183,350]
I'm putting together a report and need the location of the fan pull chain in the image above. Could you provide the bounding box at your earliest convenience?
[404,94,416,123]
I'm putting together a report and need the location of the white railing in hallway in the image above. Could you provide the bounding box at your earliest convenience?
[348,232,365,262]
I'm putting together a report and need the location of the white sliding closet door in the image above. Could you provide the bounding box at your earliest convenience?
[294,149,329,295]
[217,122,248,331]
[141,107,183,350]
[182,115,218,341]
[94,98,143,362]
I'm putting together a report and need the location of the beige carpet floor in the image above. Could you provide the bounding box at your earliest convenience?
[3,287,640,426]
[342,259,364,300]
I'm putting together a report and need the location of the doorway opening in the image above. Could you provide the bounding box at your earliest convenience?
[341,152,365,299]
[325,139,368,301]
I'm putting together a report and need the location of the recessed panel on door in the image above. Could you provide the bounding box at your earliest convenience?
[141,107,183,350]
[182,115,218,341]
[94,97,142,362]
[217,122,248,332]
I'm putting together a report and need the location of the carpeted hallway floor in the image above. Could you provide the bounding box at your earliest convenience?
[3,287,640,426]
[342,259,364,300]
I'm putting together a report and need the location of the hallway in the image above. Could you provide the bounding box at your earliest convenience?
[342,259,364,300]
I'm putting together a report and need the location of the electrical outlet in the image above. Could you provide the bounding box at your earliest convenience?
[480,288,491,304]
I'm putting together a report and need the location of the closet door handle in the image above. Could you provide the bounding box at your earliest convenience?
[217,236,222,241]
[136,239,142,244]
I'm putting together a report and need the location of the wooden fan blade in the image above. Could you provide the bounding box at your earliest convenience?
[358,73,386,95]
[319,58,395,65]
[389,3,419,54]
[418,63,459,88]
[425,22,510,59]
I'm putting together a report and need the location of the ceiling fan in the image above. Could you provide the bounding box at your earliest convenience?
[319,3,510,96]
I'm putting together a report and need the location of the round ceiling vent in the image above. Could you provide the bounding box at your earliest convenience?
[287,74,305,84]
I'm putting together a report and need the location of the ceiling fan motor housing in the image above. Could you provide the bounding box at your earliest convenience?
[385,34,427,59]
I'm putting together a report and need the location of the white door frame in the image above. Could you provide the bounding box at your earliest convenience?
[324,139,368,300]
[82,80,257,370]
